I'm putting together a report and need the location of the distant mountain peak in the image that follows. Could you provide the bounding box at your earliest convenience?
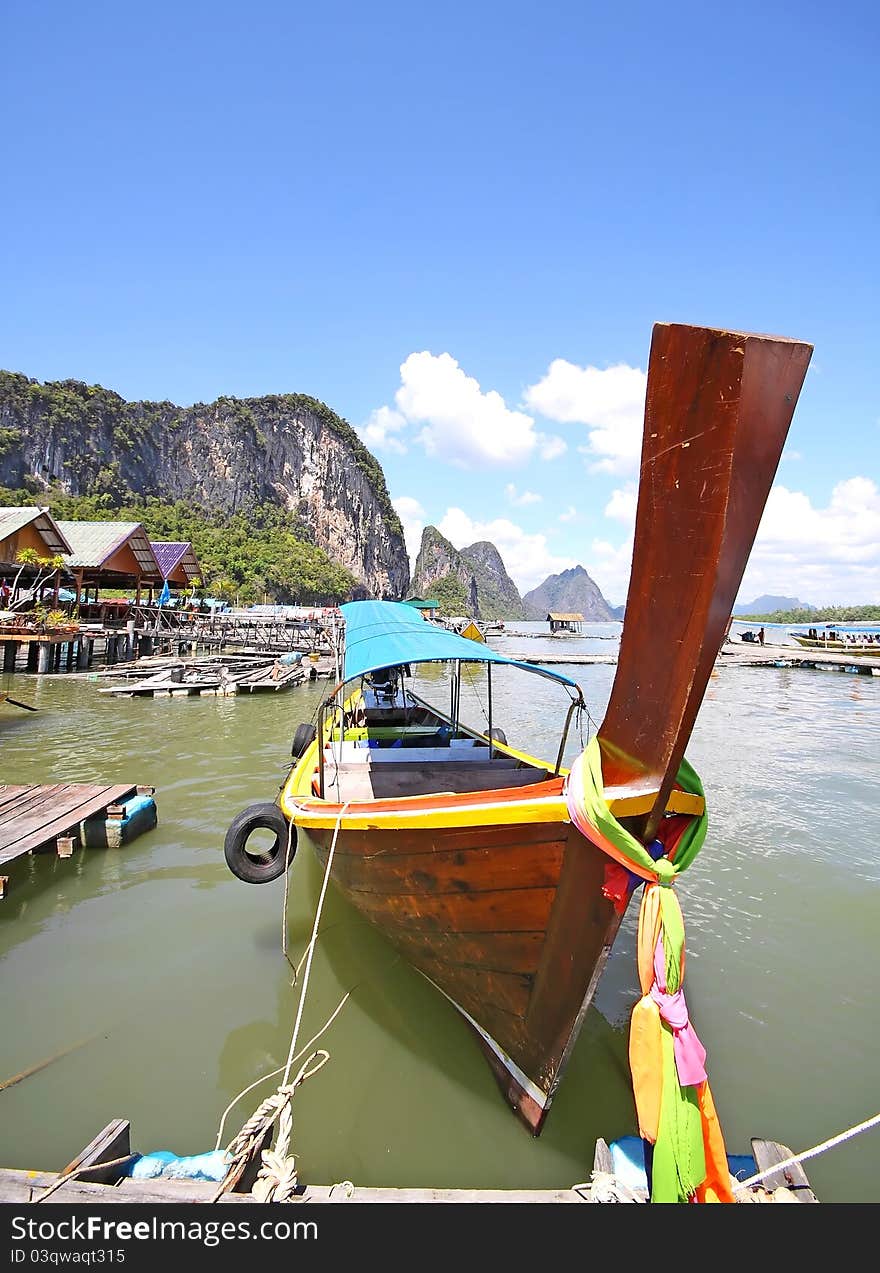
[734,594,814,615]
[522,565,614,621]
[411,527,525,618]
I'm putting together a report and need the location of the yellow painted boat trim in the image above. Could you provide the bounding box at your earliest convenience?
[284,793,566,831]
[280,764,703,831]
[279,696,704,832]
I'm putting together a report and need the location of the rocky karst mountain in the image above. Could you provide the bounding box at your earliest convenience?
[733,594,813,615]
[460,542,526,620]
[411,527,478,615]
[0,371,409,597]
[522,565,615,621]
[411,527,527,619]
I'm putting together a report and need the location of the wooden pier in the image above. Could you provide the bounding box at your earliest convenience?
[97,653,336,697]
[0,783,157,897]
[504,642,880,675]
[0,1118,816,1204]
[0,609,341,678]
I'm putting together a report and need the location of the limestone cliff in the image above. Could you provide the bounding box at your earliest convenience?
[522,565,615,621]
[411,526,478,616]
[0,372,409,597]
[411,528,527,619]
[460,542,526,620]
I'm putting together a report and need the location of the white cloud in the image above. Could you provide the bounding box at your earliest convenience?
[381,351,563,468]
[357,405,408,454]
[525,359,646,475]
[604,484,638,526]
[739,477,880,605]
[392,494,426,570]
[505,483,542,507]
[589,476,880,608]
[537,433,567,460]
[559,506,577,522]
[588,536,635,608]
[437,507,577,593]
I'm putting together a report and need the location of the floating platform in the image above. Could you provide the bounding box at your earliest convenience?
[98,655,335,697]
[0,784,157,896]
[503,643,880,674]
[0,1119,817,1203]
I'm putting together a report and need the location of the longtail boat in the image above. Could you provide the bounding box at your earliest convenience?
[789,629,878,654]
[223,322,812,1146]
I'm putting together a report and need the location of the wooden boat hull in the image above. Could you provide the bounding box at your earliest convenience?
[237,322,814,1141]
[291,777,623,1133]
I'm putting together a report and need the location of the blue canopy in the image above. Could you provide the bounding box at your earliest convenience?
[339,600,580,691]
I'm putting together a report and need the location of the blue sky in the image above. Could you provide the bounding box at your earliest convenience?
[2,1,878,606]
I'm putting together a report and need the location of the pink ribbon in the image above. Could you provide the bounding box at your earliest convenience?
[650,937,708,1087]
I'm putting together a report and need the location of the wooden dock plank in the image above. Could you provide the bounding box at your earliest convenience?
[0,1169,586,1204]
[750,1138,818,1201]
[0,785,36,811]
[0,785,95,853]
[0,784,108,853]
[61,1119,138,1185]
[0,783,72,823]
[0,784,138,863]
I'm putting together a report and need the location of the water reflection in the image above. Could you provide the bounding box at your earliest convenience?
[1,631,879,1198]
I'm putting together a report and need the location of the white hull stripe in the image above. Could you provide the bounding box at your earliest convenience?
[425,977,549,1110]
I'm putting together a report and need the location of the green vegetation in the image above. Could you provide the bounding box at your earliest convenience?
[0,369,410,603]
[429,573,472,616]
[738,605,880,623]
[0,425,21,456]
[0,370,403,542]
[0,486,356,605]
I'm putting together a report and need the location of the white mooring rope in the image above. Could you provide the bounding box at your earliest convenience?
[213,804,350,1202]
[732,1110,880,1195]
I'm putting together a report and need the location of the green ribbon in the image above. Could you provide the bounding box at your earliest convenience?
[576,737,708,878]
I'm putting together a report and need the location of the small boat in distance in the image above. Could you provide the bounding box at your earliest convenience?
[224,322,813,1137]
[789,627,879,655]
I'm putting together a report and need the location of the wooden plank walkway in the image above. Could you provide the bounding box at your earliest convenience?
[718,644,880,672]
[502,644,880,672]
[99,656,335,696]
[0,1122,817,1203]
[0,783,138,866]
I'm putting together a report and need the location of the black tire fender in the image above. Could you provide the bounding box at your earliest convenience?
[224,802,295,884]
[291,722,317,758]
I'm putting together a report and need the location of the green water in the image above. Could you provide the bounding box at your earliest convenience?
[1,632,879,1201]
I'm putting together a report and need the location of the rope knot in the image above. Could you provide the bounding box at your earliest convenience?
[654,858,676,886]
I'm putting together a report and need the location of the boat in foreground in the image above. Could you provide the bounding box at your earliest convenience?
[224,322,813,1141]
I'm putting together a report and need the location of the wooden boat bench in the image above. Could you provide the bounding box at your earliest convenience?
[328,742,495,764]
[324,761,550,801]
